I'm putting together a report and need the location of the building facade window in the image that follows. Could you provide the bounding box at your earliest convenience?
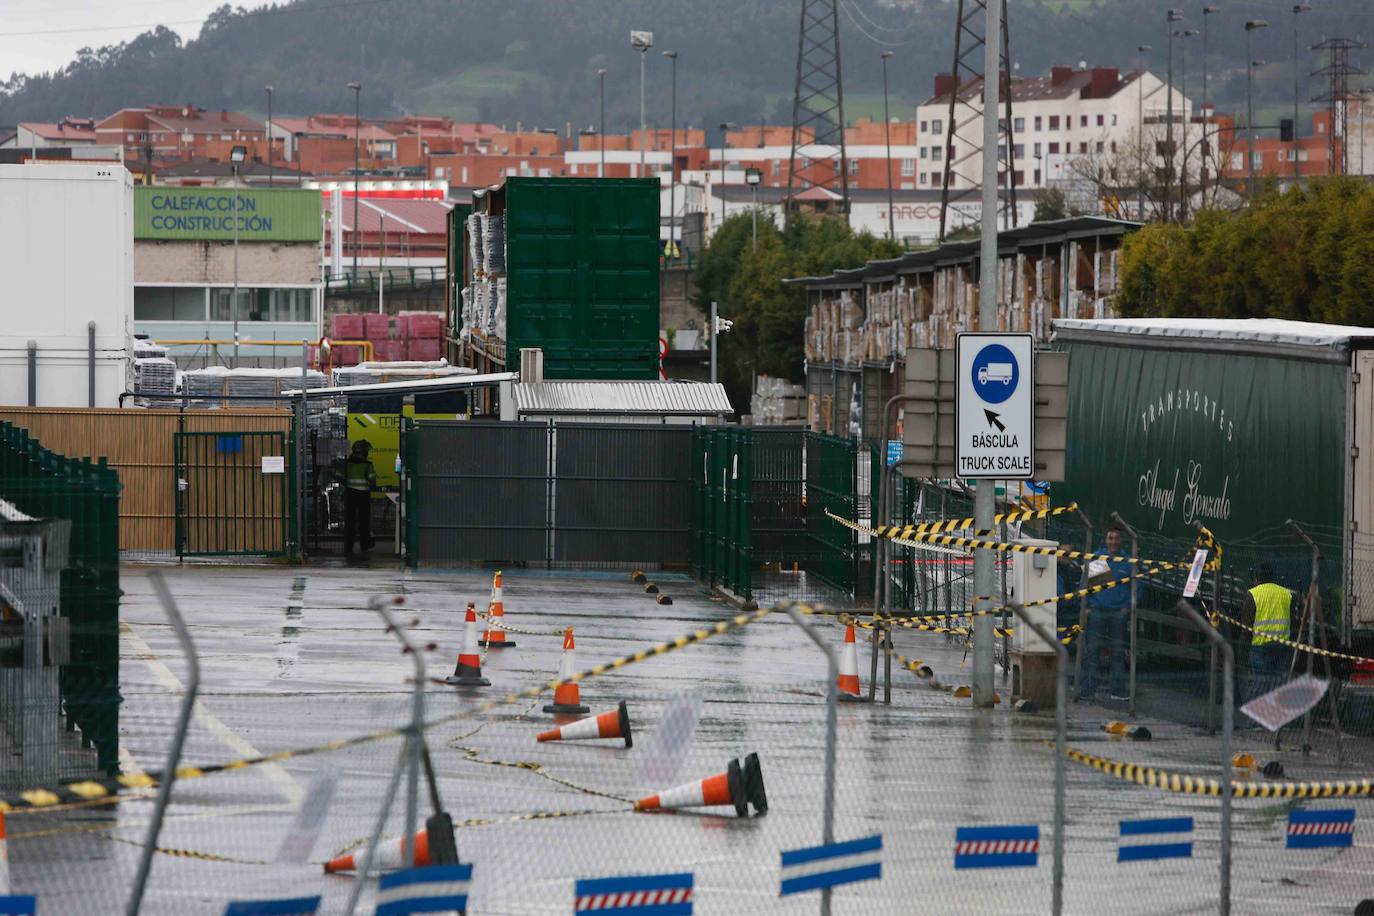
[1112,114,1118,125]
[1048,142,1060,154]
[1013,144,1025,158]
[930,119,943,134]
[1034,116,1043,131]
[1080,115,1088,127]
[208,287,315,323]
[848,158,859,176]
[1049,116,1060,130]
[1080,142,1088,154]
[920,120,928,132]
[1013,117,1025,132]
[900,158,916,177]
[932,147,943,162]
[920,171,928,185]
[1033,142,1042,157]
[1096,114,1105,127]
[1096,141,1104,153]
[920,146,928,158]
[134,287,207,321]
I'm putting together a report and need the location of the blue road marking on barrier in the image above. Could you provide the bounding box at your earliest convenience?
[1288,808,1355,850]
[954,825,1039,869]
[573,871,694,913]
[779,835,882,896]
[375,864,472,916]
[1118,816,1194,862]
[0,897,35,916]
[224,897,321,916]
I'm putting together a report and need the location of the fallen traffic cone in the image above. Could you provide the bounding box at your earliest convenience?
[323,829,430,874]
[543,627,590,714]
[1231,751,1256,770]
[445,603,490,687]
[837,624,869,702]
[1102,721,1151,741]
[635,756,764,817]
[478,571,515,648]
[537,700,633,748]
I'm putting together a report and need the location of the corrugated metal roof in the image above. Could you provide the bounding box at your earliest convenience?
[1053,318,1374,363]
[512,381,732,416]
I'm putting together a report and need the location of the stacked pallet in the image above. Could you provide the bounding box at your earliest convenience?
[461,212,507,341]
[181,367,327,407]
[397,311,444,362]
[751,375,806,424]
[128,357,177,406]
[331,360,474,387]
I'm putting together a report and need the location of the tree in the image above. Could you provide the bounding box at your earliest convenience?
[1115,179,1374,323]
[1032,188,1069,222]
[694,210,898,415]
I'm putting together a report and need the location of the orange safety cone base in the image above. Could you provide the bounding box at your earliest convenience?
[445,662,490,687]
[543,699,590,714]
[726,758,748,817]
[478,633,515,648]
[617,700,634,749]
[839,690,872,704]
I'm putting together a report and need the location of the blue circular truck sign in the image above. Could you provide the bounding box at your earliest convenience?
[970,343,1019,404]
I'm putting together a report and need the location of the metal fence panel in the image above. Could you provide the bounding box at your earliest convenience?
[174,431,291,558]
[551,424,692,564]
[805,431,859,595]
[412,421,549,564]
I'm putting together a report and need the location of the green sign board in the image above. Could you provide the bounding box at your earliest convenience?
[135,187,321,242]
[1056,341,1345,545]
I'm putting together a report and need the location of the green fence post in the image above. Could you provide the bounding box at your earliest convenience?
[404,416,419,568]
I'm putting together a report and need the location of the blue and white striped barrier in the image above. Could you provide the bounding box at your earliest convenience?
[779,835,882,896]
[1118,817,1194,863]
[0,897,34,916]
[573,872,693,913]
[224,897,321,916]
[954,825,1039,869]
[1288,809,1355,850]
[375,864,472,916]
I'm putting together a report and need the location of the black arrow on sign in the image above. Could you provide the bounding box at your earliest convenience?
[984,409,1006,432]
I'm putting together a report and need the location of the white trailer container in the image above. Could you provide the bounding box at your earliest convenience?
[0,163,133,407]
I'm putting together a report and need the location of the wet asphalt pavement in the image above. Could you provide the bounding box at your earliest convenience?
[8,562,1374,914]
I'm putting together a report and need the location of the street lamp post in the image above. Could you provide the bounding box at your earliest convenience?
[1166,9,1184,221]
[1137,44,1151,220]
[597,69,607,178]
[1292,4,1312,181]
[1202,7,1219,203]
[663,50,678,258]
[1245,20,1269,198]
[230,145,247,363]
[631,31,654,177]
[881,50,896,243]
[347,82,362,280]
[1173,29,1198,220]
[265,86,274,187]
[745,167,762,250]
[718,121,734,229]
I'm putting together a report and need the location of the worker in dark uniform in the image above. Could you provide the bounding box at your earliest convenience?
[1238,561,1296,701]
[343,439,376,558]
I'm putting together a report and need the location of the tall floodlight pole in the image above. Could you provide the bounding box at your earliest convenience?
[719,121,734,229]
[1173,29,1198,220]
[631,31,654,176]
[597,69,607,177]
[1245,21,1269,198]
[881,50,896,242]
[1292,5,1312,181]
[1137,45,1151,219]
[230,145,247,363]
[1166,9,1183,221]
[265,86,274,187]
[972,0,1002,709]
[1202,7,1218,202]
[348,81,362,279]
[663,50,678,257]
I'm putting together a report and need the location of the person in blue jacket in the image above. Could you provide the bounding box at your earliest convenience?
[1077,526,1134,701]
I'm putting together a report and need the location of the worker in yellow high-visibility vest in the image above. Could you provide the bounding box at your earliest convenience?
[342,439,377,559]
[1239,561,1296,701]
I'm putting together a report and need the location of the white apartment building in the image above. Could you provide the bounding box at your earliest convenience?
[915,64,1201,207]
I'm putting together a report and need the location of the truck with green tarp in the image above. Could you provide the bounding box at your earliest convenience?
[1052,317,1374,647]
[453,177,660,381]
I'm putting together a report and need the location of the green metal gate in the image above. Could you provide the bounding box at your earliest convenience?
[691,427,753,599]
[174,431,294,558]
[805,431,860,595]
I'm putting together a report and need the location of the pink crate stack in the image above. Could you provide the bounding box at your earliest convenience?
[364,313,391,341]
[405,339,442,362]
[397,311,444,339]
[330,313,365,341]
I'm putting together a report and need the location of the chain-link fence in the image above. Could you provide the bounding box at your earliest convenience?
[3,563,1374,914]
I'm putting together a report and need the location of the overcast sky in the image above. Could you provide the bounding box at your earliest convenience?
[0,0,226,79]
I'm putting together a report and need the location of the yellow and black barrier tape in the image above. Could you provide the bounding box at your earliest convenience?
[829,510,1216,574]
[455,747,635,804]
[1210,608,1374,667]
[0,603,783,814]
[475,609,563,639]
[1062,744,1374,798]
[872,502,1080,539]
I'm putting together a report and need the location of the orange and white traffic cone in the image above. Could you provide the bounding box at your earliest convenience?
[445,603,490,687]
[478,570,515,648]
[633,755,767,817]
[537,700,633,748]
[543,626,589,714]
[837,623,869,702]
[323,829,430,874]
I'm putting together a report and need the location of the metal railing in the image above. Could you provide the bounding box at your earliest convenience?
[324,267,445,294]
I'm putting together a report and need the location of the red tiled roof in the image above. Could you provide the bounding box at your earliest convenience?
[926,68,1138,107]
[19,121,97,142]
[336,198,454,235]
[145,107,263,134]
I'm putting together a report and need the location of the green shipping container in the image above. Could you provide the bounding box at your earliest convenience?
[501,177,660,380]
